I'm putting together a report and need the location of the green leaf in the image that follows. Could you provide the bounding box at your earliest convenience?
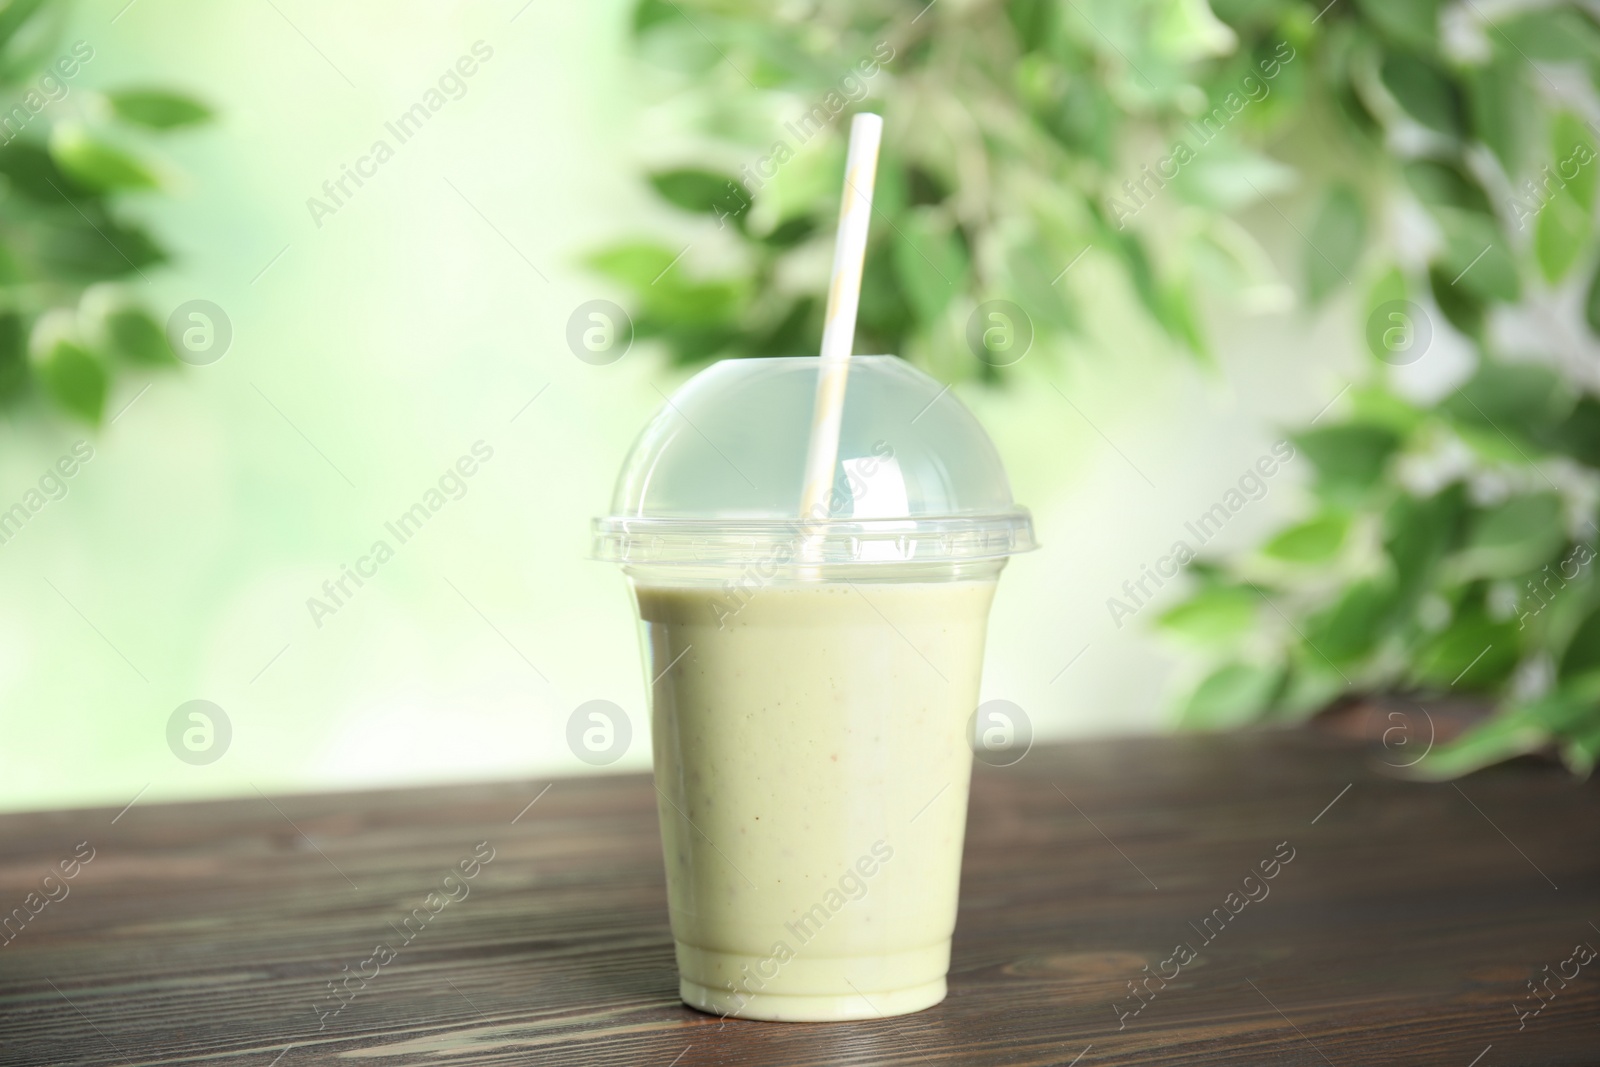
[1411,703,1548,780]
[1550,111,1598,210]
[1535,677,1600,729]
[1179,661,1283,728]
[892,208,968,325]
[1586,258,1600,338]
[1262,512,1349,563]
[647,167,746,222]
[105,88,212,129]
[1560,719,1600,776]
[639,277,744,326]
[1529,115,1599,283]
[0,3,62,85]
[49,123,160,191]
[1552,681,1600,773]
[755,138,841,228]
[103,306,172,364]
[1384,484,1467,604]
[1534,192,1588,284]
[746,295,818,358]
[583,242,681,292]
[38,216,165,280]
[1367,264,1407,312]
[1363,266,1429,365]
[0,308,25,402]
[80,286,174,365]
[1453,493,1565,580]
[1292,423,1401,497]
[1496,8,1600,64]
[1155,279,1207,359]
[1152,0,1237,62]
[634,319,738,364]
[1277,654,1348,720]
[1354,0,1440,52]
[631,0,681,35]
[1212,10,1295,37]
[1433,208,1518,302]
[1107,226,1159,313]
[0,140,91,202]
[1003,237,1075,334]
[1403,160,1490,214]
[28,311,106,424]
[758,216,815,249]
[1380,51,1462,136]
[1173,146,1297,212]
[1006,0,1058,52]
[1411,611,1520,688]
[1559,604,1600,682]
[856,241,914,354]
[1104,229,1205,353]
[1348,381,1427,434]
[0,0,54,81]
[604,242,748,353]
[1024,67,1116,167]
[1331,72,1375,147]
[1440,361,1567,447]
[1305,184,1363,304]
[0,0,48,48]
[1157,585,1258,643]
[1547,397,1600,467]
[1464,49,1530,176]
[1429,263,1484,338]
[1304,578,1401,662]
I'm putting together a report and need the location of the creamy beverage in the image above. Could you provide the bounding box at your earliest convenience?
[634,577,999,1021]
[595,353,1035,1022]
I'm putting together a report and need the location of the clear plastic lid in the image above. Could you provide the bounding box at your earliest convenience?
[593,356,1036,567]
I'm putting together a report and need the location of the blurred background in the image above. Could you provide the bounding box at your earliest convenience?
[3,0,1597,812]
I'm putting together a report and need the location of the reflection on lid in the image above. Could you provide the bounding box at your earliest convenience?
[843,454,908,519]
[844,454,916,560]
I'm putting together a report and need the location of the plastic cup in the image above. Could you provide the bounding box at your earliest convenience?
[594,356,1035,1021]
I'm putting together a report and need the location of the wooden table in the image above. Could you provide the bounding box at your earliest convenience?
[2,731,1596,1066]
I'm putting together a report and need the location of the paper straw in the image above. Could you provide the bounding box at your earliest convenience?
[797,112,883,522]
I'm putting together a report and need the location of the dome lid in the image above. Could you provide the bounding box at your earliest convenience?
[593,356,1035,566]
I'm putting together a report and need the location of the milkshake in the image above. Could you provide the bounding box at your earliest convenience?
[635,576,999,1019]
[595,355,1035,1021]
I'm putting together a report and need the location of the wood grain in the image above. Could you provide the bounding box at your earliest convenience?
[0,731,1595,1066]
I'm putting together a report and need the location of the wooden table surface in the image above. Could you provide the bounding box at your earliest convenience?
[1,731,1596,1066]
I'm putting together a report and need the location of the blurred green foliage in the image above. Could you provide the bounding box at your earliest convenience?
[593,0,1278,379]
[0,0,209,424]
[603,0,1600,776]
[1151,1,1600,780]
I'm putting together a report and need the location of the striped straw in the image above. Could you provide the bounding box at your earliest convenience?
[798,112,883,522]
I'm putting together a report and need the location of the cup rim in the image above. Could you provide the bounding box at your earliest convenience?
[591,509,1037,565]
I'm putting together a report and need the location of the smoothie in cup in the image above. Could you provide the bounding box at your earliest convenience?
[594,355,1035,1021]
